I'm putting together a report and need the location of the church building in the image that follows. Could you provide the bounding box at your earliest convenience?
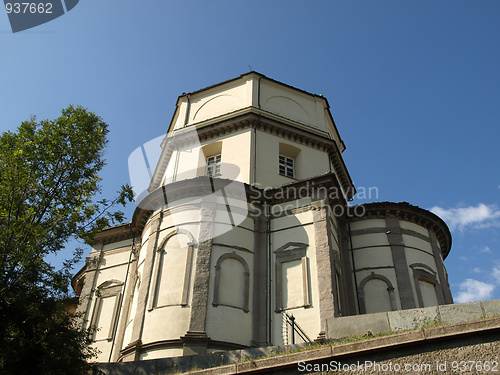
[74,72,453,363]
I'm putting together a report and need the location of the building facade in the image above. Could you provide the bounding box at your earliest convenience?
[74,72,453,363]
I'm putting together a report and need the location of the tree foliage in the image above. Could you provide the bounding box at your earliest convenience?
[0,106,134,374]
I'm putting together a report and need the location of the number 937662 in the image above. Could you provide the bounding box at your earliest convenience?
[5,2,53,14]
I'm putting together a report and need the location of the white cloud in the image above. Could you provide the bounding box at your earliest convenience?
[455,279,495,303]
[493,266,500,284]
[430,204,500,231]
[472,267,482,273]
[479,246,492,253]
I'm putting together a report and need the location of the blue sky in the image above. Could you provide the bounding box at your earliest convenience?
[1,1,500,303]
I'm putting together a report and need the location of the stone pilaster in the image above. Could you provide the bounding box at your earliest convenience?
[251,207,269,347]
[339,219,358,316]
[311,200,337,335]
[385,217,416,310]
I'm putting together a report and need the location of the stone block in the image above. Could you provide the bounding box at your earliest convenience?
[481,299,500,317]
[326,312,390,340]
[388,306,439,332]
[439,302,483,324]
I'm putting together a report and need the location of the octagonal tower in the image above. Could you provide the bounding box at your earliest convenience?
[74,72,453,363]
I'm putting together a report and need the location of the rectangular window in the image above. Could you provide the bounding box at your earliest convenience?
[207,154,221,177]
[279,155,294,178]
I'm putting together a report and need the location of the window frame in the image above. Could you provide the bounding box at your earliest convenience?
[206,154,222,177]
[279,154,295,178]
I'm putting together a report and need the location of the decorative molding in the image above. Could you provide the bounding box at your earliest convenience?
[350,227,432,245]
[212,242,253,254]
[148,105,354,198]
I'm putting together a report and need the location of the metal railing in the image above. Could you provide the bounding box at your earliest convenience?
[283,312,312,344]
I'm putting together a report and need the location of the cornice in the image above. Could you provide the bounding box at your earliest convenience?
[149,110,355,200]
[93,172,346,246]
[260,172,346,206]
[91,222,136,245]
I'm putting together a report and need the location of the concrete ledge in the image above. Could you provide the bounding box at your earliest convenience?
[326,299,500,340]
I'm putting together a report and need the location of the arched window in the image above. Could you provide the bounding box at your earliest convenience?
[213,252,250,312]
[149,229,195,310]
[358,273,396,314]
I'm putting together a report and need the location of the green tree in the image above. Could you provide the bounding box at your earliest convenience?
[0,106,134,374]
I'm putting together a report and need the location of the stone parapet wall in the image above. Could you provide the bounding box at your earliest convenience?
[326,299,500,340]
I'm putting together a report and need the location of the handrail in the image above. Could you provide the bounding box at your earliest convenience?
[283,312,312,344]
